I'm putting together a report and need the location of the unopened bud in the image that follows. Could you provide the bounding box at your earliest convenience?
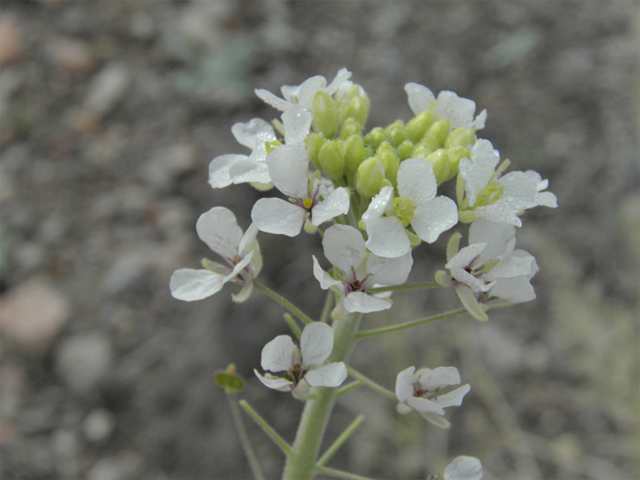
[425,149,450,185]
[339,89,370,126]
[312,91,339,139]
[344,134,365,174]
[406,110,435,143]
[424,119,451,150]
[445,127,476,149]
[397,140,415,161]
[385,120,408,148]
[364,127,386,151]
[444,146,471,182]
[413,144,434,159]
[318,140,344,181]
[355,157,385,198]
[304,133,326,170]
[377,142,400,186]
[339,118,362,140]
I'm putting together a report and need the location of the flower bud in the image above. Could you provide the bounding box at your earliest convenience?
[445,127,476,149]
[406,110,435,143]
[443,146,471,182]
[385,120,408,148]
[397,140,415,161]
[304,133,326,170]
[304,218,319,234]
[424,119,451,150]
[338,88,370,126]
[364,127,386,151]
[339,118,362,140]
[318,140,344,181]
[376,141,400,186]
[355,157,385,198]
[425,149,450,185]
[412,144,434,159]
[312,91,339,139]
[344,134,365,174]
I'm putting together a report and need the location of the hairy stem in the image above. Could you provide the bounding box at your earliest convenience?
[254,281,314,325]
[227,394,265,480]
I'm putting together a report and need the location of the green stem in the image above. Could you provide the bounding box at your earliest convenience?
[356,307,467,339]
[314,465,375,480]
[281,313,362,480]
[283,313,302,338]
[347,367,396,401]
[253,281,314,325]
[317,414,365,467]
[367,281,441,295]
[227,394,266,480]
[239,400,293,456]
[335,380,361,398]
[319,290,335,324]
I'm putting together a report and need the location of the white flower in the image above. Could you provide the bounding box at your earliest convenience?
[312,225,413,314]
[209,106,313,188]
[443,218,539,321]
[170,207,261,302]
[459,140,557,227]
[254,322,347,399]
[395,366,470,427]
[361,158,458,258]
[405,83,487,130]
[255,68,352,112]
[437,456,483,480]
[251,144,350,236]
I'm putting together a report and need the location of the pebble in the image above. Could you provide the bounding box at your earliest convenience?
[86,451,143,480]
[100,251,152,296]
[0,16,22,67]
[141,143,196,190]
[0,278,71,355]
[46,36,94,73]
[83,64,131,116]
[55,332,113,394]
[83,409,115,443]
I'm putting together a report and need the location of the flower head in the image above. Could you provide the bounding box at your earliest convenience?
[254,322,347,399]
[170,207,261,302]
[313,225,413,314]
[429,456,483,480]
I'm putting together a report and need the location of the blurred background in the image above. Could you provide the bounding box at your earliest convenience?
[0,1,638,479]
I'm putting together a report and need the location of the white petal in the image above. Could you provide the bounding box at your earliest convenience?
[305,362,347,387]
[266,144,309,199]
[311,187,350,226]
[450,268,491,292]
[169,268,227,301]
[231,118,276,149]
[343,292,392,313]
[322,225,366,272]
[434,384,470,409]
[539,191,558,208]
[469,218,515,261]
[254,370,293,390]
[255,88,291,111]
[366,251,413,286]
[228,157,272,185]
[404,83,435,115]
[238,223,259,256]
[361,186,393,224]
[454,285,488,321]
[460,139,500,206]
[444,456,483,480]
[407,396,446,416]
[446,243,486,270]
[490,276,536,303]
[395,366,416,403]
[418,367,461,391]
[397,158,437,205]
[312,256,344,291]
[300,322,334,366]
[485,253,536,281]
[261,335,295,372]
[282,106,313,145]
[498,171,540,212]
[208,154,246,189]
[436,91,477,129]
[412,196,459,244]
[196,207,243,259]
[297,76,327,109]
[326,68,352,95]
[251,198,305,236]
[365,216,410,258]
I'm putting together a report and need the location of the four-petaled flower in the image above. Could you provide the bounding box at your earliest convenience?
[254,322,347,399]
[396,365,470,428]
[361,158,458,258]
[313,225,413,314]
[429,456,483,480]
[170,207,261,302]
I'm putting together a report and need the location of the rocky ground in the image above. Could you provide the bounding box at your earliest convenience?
[0,1,638,479]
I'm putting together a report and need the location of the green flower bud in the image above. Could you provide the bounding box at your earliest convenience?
[412,143,434,159]
[344,134,365,174]
[339,118,362,140]
[385,120,408,148]
[376,141,400,186]
[406,110,435,143]
[397,140,415,161]
[304,219,319,234]
[355,157,385,198]
[312,91,339,139]
[318,140,344,181]
[444,146,471,182]
[445,127,476,149]
[364,127,386,151]
[214,364,246,394]
[338,86,370,126]
[424,119,451,150]
[425,149,450,185]
[458,209,477,223]
[304,133,326,170]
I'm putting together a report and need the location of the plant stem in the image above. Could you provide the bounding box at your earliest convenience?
[356,307,467,339]
[319,290,334,323]
[240,400,293,456]
[335,380,361,398]
[366,281,441,295]
[314,465,376,480]
[347,367,396,401]
[253,281,314,325]
[281,313,362,480]
[227,394,266,480]
[317,414,365,467]
[283,313,302,338]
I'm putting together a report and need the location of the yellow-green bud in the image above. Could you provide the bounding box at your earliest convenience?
[424,119,451,150]
[406,110,435,143]
[355,157,385,198]
[364,127,386,151]
[318,140,344,181]
[413,143,434,159]
[344,134,365,174]
[339,95,370,126]
[444,146,471,182]
[376,141,400,186]
[304,133,326,170]
[397,140,415,161]
[445,127,476,149]
[458,209,477,223]
[425,149,450,185]
[385,120,408,148]
[312,91,339,139]
[339,118,362,140]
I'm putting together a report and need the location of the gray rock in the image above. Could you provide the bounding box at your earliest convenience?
[141,143,196,190]
[84,64,132,116]
[83,409,115,443]
[55,332,114,394]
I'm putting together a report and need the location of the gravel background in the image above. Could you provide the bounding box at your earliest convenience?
[0,1,638,479]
